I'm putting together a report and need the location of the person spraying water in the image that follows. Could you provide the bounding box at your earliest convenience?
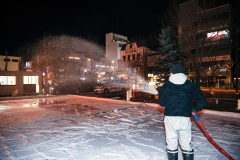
[156,63,234,160]
[158,63,207,160]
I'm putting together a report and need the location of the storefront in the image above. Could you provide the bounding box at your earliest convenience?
[0,71,42,96]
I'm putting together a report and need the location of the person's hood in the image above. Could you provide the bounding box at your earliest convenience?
[169,73,187,85]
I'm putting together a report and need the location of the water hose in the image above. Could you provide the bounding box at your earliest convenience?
[192,112,234,160]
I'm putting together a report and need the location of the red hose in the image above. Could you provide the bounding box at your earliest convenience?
[192,112,234,160]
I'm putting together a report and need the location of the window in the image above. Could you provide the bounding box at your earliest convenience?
[0,76,16,85]
[12,59,19,62]
[23,76,38,84]
[8,76,16,85]
[137,54,140,60]
[128,55,130,61]
[4,59,10,61]
[130,44,132,48]
[0,76,7,85]
[132,54,135,60]
[23,76,39,93]
[123,56,126,61]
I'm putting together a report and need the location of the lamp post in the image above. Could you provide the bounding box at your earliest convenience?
[87,58,92,72]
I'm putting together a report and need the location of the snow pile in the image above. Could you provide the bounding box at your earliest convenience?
[0,105,10,110]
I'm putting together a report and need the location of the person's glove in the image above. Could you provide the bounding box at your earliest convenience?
[192,109,197,115]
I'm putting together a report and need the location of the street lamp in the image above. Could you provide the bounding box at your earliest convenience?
[87,58,92,72]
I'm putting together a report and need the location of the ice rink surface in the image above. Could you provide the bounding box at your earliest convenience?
[0,95,239,160]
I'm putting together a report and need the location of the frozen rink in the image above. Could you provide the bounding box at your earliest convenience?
[0,95,239,160]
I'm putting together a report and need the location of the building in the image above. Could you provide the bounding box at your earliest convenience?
[119,42,161,87]
[178,0,239,88]
[0,55,42,96]
[105,33,129,69]
[0,55,21,71]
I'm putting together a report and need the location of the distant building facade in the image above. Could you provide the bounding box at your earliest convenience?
[105,33,129,69]
[0,55,42,96]
[0,55,21,71]
[178,0,239,88]
[119,42,161,86]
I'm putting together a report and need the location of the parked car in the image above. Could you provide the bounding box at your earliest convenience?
[94,79,129,94]
[53,80,93,95]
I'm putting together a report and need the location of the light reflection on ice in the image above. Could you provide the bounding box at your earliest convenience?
[0,105,10,111]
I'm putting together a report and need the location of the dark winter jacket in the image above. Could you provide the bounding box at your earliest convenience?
[158,77,207,117]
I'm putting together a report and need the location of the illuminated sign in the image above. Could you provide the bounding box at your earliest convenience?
[207,30,228,39]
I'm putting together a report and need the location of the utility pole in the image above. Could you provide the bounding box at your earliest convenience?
[44,36,49,94]
[236,32,239,94]
[5,48,8,71]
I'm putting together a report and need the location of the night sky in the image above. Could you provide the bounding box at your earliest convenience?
[1,0,235,57]
[1,0,172,56]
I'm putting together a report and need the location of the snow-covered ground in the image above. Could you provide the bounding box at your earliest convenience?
[0,95,239,160]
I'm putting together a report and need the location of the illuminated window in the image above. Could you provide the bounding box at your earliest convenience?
[8,76,16,85]
[0,76,16,85]
[32,76,36,84]
[24,76,29,84]
[69,57,80,60]
[23,76,38,84]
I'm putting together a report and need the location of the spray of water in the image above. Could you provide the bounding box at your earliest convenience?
[19,34,159,95]
[116,63,159,95]
[20,35,105,82]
